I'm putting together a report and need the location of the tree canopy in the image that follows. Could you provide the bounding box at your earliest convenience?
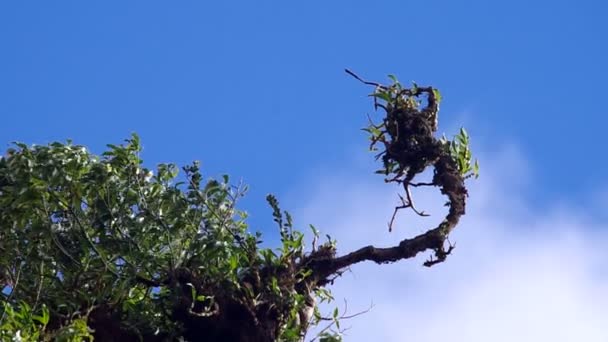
[0,71,477,341]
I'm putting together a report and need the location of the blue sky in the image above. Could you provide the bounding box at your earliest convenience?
[2,1,606,211]
[2,2,608,340]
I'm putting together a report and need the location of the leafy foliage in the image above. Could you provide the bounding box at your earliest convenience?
[1,71,477,341]
[441,128,479,179]
[0,135,343,341]
[362,74,479,182]
[1,299,93,341]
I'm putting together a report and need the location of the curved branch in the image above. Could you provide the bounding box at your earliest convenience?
[302,71,470,285]
[309,215,458,286]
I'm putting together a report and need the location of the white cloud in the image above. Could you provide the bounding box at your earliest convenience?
[292,144,608,342]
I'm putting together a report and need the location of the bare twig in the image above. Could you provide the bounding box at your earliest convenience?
[387,186,429,232]
[309,299,374,341]
[403,183,429,217]
[344,69,386,89]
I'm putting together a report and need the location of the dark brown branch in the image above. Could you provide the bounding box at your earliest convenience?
[409,181,436,187]
[303,70,469,285]
[344,69,386,89]
[310,207,462,285]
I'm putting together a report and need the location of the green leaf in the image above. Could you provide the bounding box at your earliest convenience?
[186,282,196,301]
[460,127,468,138]
[309,224,319,237]
[432,88,442,103]
[229,254,239,270]
[371,91,391,102]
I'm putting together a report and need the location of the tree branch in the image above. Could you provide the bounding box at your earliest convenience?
[301,70,470,285]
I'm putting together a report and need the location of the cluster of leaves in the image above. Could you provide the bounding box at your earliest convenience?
[362,74,478,181]
[441,128,479,179]
[0,134,344,341]
[362,76,440,179]
[265,196,343,341]
[0,302,92,341]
